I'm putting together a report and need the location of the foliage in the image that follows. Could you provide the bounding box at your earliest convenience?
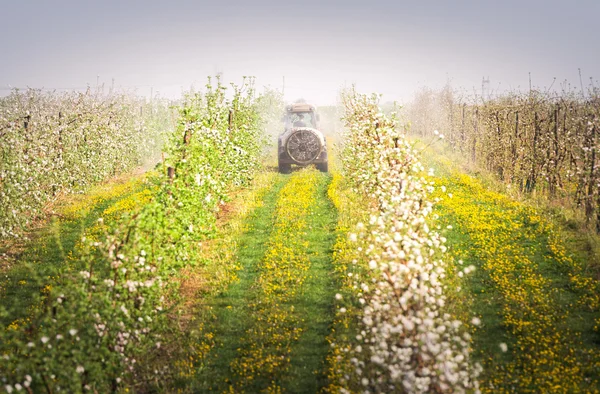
[327,89,480,393]
[407,85,600,229]
[255,86,285,140]
[0,88,175,239]
[0,77,266,393]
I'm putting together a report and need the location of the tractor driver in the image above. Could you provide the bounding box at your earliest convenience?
[293,114,307,127]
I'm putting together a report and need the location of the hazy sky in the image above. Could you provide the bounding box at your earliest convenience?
[1,0,598,104]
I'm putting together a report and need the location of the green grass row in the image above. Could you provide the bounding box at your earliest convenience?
[425,148,600,393]
[0,173,154,329]
[192,169,338,393]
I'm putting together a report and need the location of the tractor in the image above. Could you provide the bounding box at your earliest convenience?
[277,103,328,173]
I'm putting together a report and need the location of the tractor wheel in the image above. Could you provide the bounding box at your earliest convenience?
[316,162,328,173]
[278,162,291,174]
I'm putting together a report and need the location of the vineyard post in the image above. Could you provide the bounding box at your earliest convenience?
[23,115,31,160]
[449,96,454,148]
[525,112,540,193]
[512,110,519,183]
[585,123,596,224]
[545,110,552,196]
[575,109,585,207]
[592,120,600,232]
[550,105,559,196]
[168,126,192,183]
[461,103,466,152]
[494,110,504,180]
[471,107,478,163]
[58,111,63,162]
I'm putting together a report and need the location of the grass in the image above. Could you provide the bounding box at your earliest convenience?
[10,133,598,392]
[0,173,153,329]
[192,174,288,391]
[422,146,600,392]
[284,172,337,393]
[192,169,339,393]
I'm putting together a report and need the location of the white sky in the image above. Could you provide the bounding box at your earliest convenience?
[1,0,598,105]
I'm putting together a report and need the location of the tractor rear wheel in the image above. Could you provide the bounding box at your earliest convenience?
[316,162,328,173]
[278,162,291,174]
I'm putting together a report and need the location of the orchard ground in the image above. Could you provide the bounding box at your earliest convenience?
[1,143,600,392]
